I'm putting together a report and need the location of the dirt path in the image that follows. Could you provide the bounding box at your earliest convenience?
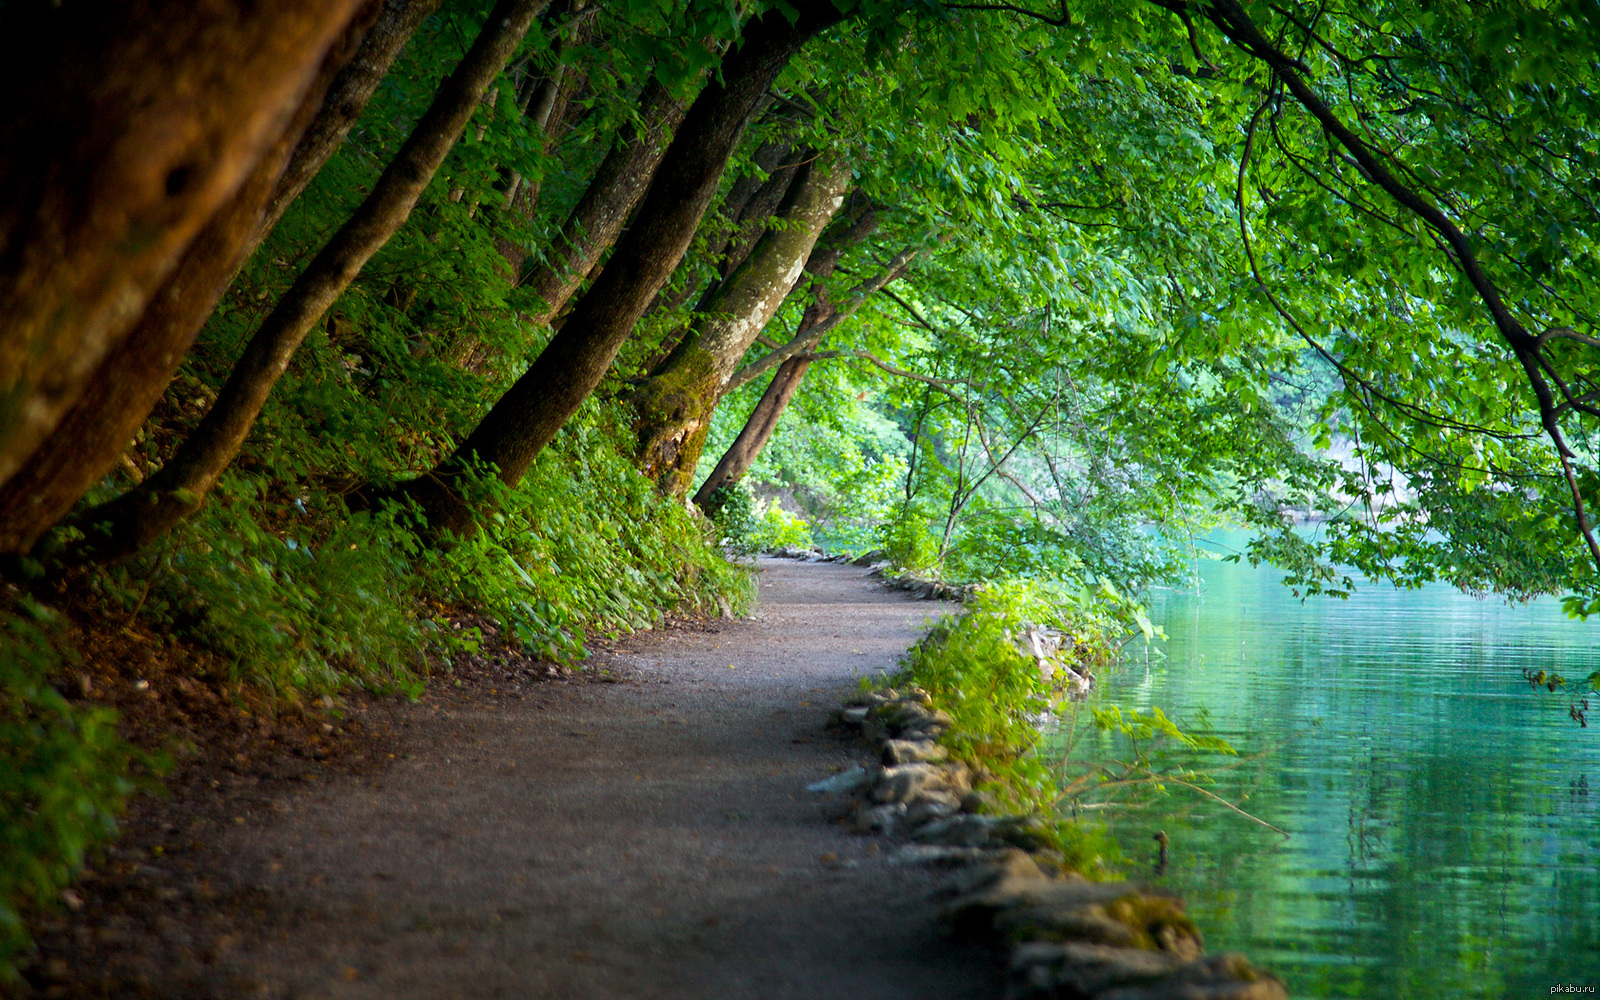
[192,557,999,999]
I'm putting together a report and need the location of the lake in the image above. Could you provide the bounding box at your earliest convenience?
[1056,534,1600,998]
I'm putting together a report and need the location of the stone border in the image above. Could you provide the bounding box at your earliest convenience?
[811,688,1290,1000]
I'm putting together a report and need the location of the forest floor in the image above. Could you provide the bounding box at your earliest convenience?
[17,557,1001,999]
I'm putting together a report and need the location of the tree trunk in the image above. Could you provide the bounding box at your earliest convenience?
[691,198,880,507]
[393,1,845,536]
[0,0,367,493]
[74,0,551,561]
[631,156,852,496]
[0,0,443,557]
[693,354,811,508]
[261,0,447,244]
[634,137,793,354]
[519,76,690,327]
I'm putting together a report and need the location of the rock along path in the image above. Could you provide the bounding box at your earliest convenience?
[202,557,1001,999]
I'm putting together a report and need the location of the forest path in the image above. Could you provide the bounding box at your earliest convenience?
[206,557,999,999]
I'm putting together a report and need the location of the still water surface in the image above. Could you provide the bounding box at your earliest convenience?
[1061,535,1600,998]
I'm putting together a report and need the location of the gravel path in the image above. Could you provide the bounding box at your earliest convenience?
[203,557,1000,999]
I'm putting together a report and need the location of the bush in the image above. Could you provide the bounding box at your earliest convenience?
[749,496,814,551]
[890,576,1233,874]
[414,407,754,662]
[0,603,145,981]
[704,481,759,554]
[878,503,940,573]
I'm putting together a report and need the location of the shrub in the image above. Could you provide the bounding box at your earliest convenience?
[878,503,939,572]
[0,603,146,981]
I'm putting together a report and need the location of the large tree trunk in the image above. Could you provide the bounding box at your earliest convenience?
[691,199,880,507]
[73,0,551,561]
[634,137,795,351]
[519,76,690,327]
[0,0,442,558]
[630,156,851,496]
[394,1,844,536]
[0,0,367,493]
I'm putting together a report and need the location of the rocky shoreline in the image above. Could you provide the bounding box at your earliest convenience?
[813,688,1287,999]
[780,546,1288,1000]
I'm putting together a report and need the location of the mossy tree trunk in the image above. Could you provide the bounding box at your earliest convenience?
[0,0,442,558]
[73,0,551,562]
[393,1,845,537]
[630,156,852,497]
[0,0,367,494]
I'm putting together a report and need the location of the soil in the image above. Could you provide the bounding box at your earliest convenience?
[13,557,1001,999]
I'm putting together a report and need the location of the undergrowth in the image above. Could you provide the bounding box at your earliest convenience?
[0,602,153,981]
[66,404,752,700]
[886,578,1233,876]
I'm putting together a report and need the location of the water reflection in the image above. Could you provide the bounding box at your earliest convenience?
[1054,535,1600,998]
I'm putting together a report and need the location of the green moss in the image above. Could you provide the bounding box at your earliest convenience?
[630,346,719,496]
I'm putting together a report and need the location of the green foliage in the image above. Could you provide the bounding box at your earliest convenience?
[0,603,147,981]
[901,579,1140,764]
[878,503,939,572]
[413,409,754,661]
[84,492,428,699]
[748,495,815,552]
[704,482,759,553]
[888,577,1236,871]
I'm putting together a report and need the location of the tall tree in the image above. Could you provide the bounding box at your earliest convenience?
[519,76,692,327]
[73,0,553,560]
[0,0,445,558]
[0,0,368,492]
[392,0,847,534]
[630,155,852,495]
[693,201,885,506]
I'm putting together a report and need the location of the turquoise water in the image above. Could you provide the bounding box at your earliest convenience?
[1061,536,1600,998]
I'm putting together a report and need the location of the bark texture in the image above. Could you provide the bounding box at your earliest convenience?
[397,1,845,535]
[75,0,551,560]
[0,1,445,556]
[519,76,689,326]
[631,156,852,497]
[692,200,880,507]
[0,0,366,492]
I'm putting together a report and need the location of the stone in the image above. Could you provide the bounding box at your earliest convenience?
[960,790,994,814]
[806,766,873,794]
[943,848,1050,900]
[843,691,893,708]
[887,844,1010,867]
[983,889,1201,956]
[832,705,870,727]
[852,549,889,566]
[1095,954,1289,1000]
[903,793,962,828]
[945,869,1195,950]
[853,802,906,835]
[994,902,1145,948]
[872,762,971,804]
[990,815,1055,852]
[1008,941,1188,998]
[912,814,1000,848]
[882,738,948,765]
